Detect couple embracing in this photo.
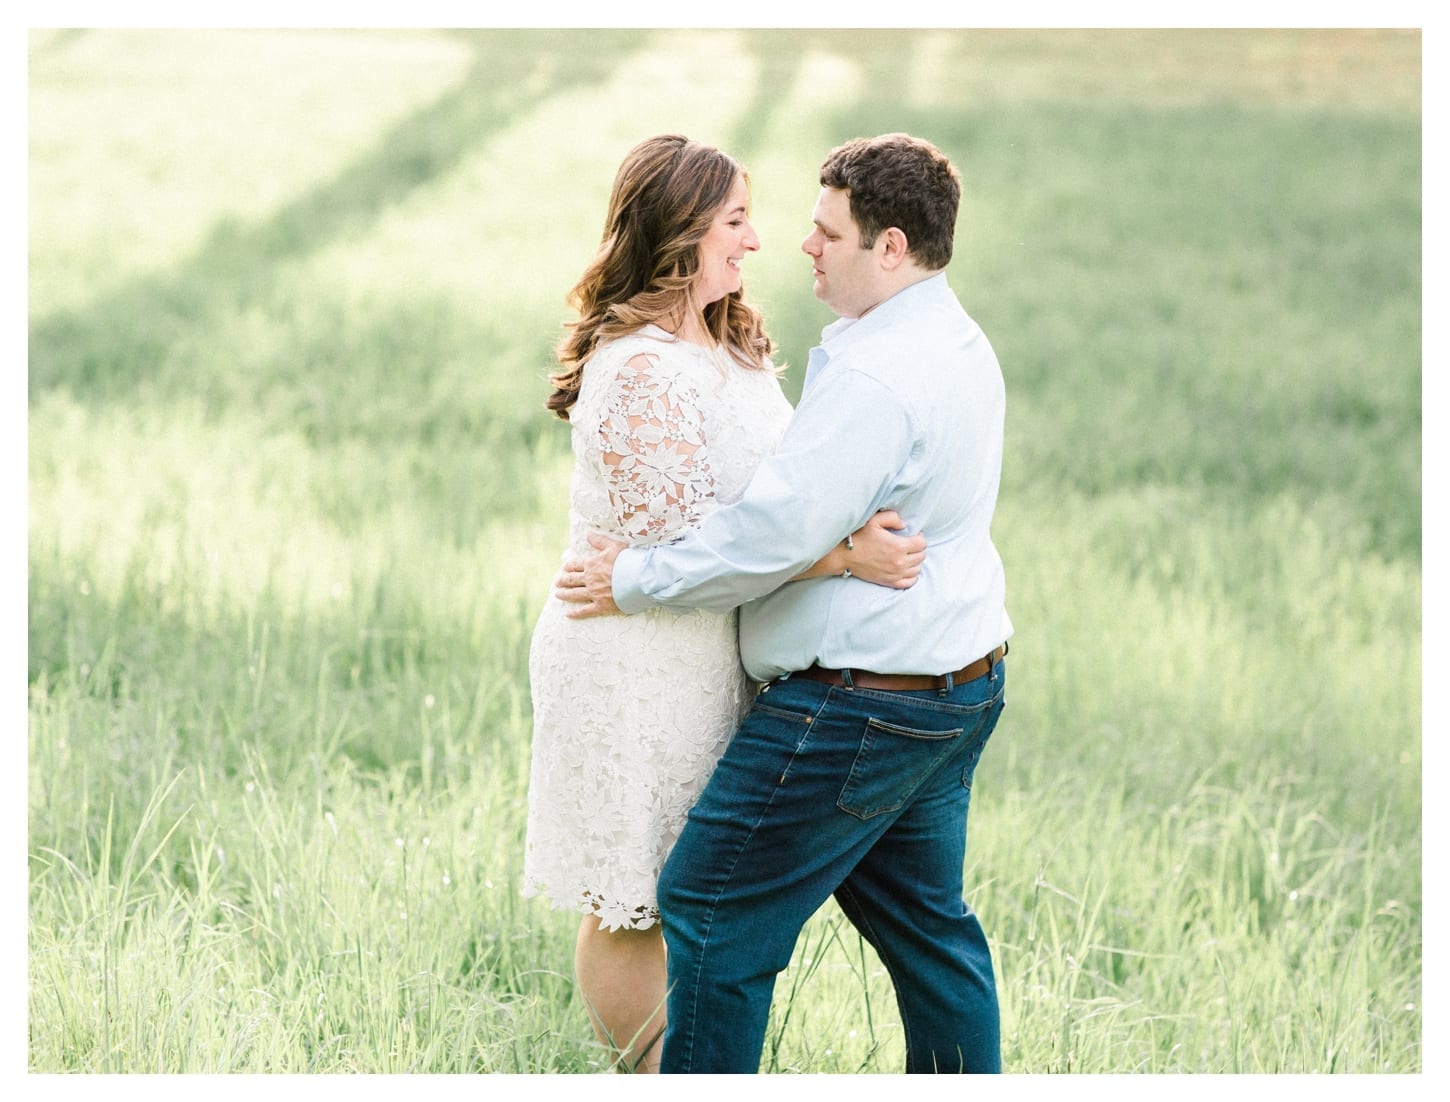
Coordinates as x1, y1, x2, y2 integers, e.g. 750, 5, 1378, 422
523, 131, 1012, 1074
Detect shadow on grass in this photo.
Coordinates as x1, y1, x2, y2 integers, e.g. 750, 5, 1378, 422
732, 28, 926, 162
28, 29, 650, 407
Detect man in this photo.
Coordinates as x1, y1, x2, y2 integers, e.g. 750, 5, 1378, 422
556, 133, 1012, 1074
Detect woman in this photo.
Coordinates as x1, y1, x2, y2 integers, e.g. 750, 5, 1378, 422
523, 135, 922, 1072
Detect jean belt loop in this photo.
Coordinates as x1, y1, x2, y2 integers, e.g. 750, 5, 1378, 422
841, 668, 855, 690
940, 671, 954, 697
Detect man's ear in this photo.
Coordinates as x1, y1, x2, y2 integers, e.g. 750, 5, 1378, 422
878, 226, 911, 271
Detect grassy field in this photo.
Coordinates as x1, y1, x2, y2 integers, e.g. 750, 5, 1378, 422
27, 28, 1422, 1074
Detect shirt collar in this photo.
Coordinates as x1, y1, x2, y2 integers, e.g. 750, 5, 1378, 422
804, 273, 950, 392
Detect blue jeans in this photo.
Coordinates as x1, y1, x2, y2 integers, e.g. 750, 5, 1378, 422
657, 657, 1006, 1073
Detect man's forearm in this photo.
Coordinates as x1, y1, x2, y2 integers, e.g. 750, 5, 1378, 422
611, 525, 824, 614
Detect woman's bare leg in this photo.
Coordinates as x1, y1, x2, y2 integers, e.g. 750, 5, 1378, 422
574, 915, 667, 1073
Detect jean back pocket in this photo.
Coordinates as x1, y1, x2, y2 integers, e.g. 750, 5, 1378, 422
836, 716, 966, 820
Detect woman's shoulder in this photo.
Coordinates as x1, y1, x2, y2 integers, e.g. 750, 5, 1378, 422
574, 328, 693, 413
588, 327, 705, 378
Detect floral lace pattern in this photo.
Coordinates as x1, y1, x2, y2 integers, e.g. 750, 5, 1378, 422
524, 328, 792, 930
598, 355, 715, 543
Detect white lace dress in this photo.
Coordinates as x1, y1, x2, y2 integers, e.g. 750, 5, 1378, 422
524, 325, 793, 931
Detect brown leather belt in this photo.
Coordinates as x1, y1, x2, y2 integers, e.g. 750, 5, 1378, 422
790, 644, 1007, 692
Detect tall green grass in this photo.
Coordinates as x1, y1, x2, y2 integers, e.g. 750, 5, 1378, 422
27, 28, 1421, 1073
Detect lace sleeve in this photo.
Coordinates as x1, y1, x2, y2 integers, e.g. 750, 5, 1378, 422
597, 352, 717, 544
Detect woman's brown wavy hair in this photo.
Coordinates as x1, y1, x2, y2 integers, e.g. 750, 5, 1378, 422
546, 134, 775, 419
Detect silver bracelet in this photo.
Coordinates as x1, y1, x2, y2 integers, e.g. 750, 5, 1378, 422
842, 533, 853, 577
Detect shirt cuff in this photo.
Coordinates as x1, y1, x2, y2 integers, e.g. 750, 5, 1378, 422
611, 546, 657, 614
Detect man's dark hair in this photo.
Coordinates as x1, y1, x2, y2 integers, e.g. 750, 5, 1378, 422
819, 133, 961, 270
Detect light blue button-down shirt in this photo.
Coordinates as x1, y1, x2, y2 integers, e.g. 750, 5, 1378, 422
611, 272, 1012, 682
